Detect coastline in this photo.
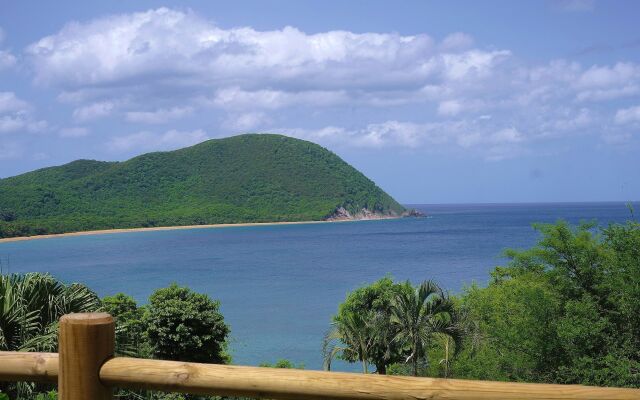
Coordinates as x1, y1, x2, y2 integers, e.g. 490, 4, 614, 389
0, 216, 402, 243
0, 220, 341, 243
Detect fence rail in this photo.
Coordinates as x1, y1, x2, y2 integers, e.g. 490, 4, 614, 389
0, 313, 639, 400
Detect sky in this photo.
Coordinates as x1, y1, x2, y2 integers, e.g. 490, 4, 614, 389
0, 0, 639, 204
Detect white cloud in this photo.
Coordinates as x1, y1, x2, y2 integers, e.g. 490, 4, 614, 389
223, 112, 271, 131
208, 88, 350, 110
107, 129, 208, 153
17, 8, 640, 155
614, 105, 640, 125
0, 92, 47, 134
59, 127, 89, 137
25, 8, 440, 91
440, 32, 474, 51
441, 50, 510, 81
0, 92, 29, 114
576, 63, 640, 89
0, 114, 47, 133
125, 106, 193, 124
283, 120, 533, 161
72, 101, 115, 122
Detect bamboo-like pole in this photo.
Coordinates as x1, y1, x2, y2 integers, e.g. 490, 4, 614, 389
59, 313, 115, 400
0, 352, 57, 383
100, 357, 640, 400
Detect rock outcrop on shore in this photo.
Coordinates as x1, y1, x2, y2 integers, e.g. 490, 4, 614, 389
325, 206, 425, 221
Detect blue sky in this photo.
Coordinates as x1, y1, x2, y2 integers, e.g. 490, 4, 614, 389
1, 0, 639, 203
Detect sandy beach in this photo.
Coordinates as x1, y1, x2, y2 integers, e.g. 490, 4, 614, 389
0, 220, 336, 243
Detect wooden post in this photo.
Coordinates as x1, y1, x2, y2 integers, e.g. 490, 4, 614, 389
59, 313, 115, 400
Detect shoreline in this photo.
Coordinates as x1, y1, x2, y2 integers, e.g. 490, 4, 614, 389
0, 220, 337, 243
0, 216, 402, 243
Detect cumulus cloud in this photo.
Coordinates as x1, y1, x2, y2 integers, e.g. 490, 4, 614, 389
125, 106, 193, 124
24, 8, 516, 114
107, 129, 209, 153
615, 105, 640, 125
26, 9, 440, 90
14, 8, 640, 158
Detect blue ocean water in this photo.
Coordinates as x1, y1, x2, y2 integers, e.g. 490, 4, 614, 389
0, 202, 636, 370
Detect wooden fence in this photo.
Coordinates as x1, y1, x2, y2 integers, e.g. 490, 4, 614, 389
0, 313, 638, 400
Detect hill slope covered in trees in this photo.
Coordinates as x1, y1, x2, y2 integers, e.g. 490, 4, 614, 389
0, 134, 406, 238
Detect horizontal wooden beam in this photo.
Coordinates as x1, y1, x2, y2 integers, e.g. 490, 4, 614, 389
2, 352, 639, 400
0, 352, 58, 383
100, 357, 640, 400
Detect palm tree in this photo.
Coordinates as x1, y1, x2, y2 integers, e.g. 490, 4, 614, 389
0, 273, 100, 398
390, 280, 462, 376
323, 311, 376, 373
0, 273, 100, 351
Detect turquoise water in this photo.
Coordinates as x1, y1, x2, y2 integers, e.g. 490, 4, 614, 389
0, 202, 636, 370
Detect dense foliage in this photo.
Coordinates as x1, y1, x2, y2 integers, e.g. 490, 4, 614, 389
0, 273, 100, 398
144, 284, 230, 364
325, 278, 461, 376
0, 134, 405, 238
452, 220, 640, 387
324, 277, 412, 374
328, 219, 640, 387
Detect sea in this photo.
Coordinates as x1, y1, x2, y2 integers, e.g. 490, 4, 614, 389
0, 202, 636, 371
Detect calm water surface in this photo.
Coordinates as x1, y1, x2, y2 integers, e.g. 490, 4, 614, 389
0, 202, 636, 370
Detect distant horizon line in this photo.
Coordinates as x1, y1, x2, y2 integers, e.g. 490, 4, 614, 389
403, 201, 639, 206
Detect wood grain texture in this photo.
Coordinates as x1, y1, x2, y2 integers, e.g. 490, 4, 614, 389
59, 313, 115, 400
0, 352, 58, 383
100, 357, 640, 400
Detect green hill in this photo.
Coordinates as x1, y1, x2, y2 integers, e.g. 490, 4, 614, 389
0, 134, 406, 238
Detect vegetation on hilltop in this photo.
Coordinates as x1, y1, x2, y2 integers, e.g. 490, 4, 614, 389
0, 134, 405, 239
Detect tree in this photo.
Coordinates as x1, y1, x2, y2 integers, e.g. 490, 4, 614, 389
0, 273, 100, 352
0, 273, 100, 398
324, 311, 376, 373
455, 220, 640, 387
390, 280, 462, 376
102, 293, 146, 357
143, 284, 230, 363
259, 359, 304, 369
324, 277, 412, 374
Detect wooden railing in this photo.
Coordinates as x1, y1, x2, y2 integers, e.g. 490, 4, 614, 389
0, 313, 638, 400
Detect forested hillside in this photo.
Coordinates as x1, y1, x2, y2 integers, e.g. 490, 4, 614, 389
0, 134, 405, 238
